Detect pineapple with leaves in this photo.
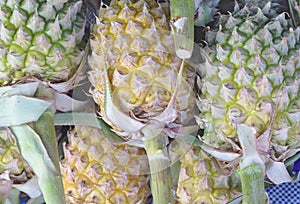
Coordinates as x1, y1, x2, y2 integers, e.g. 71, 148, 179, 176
195, 1, 300, 203
0, 0, 87, 202
88, 0, 196, 203
88, 0, 195, 139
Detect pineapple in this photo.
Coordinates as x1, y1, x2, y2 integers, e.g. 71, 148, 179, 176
176, 147, 241, 204
0, 128, 33, 183
196, 2, 300, 203
0, 0, 86, 86
88, 0, 195, 140
60, 126, 150, 204
169, 139, 241, 204
88, 1, 196, 203
0, 0, 87, 202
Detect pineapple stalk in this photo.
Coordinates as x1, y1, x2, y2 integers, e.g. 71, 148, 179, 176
170, 0, 195, 59
237, 125, 266, 204
240, 164, 266, 204
143, 133, 174, 204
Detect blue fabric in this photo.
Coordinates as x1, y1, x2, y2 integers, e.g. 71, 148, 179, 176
266, 153, 300, 204
293, 154, 300, 173
266, 180, 300, 204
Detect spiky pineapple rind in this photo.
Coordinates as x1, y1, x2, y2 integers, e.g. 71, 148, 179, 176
0, 0, 86, 86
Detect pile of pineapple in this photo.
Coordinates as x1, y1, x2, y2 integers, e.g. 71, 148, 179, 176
0, 0, 299, 204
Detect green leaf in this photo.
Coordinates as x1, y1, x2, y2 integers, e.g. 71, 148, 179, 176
240, 164, 266, 204
53, 92, 89, 112
175, 134, 240, 161
194, 0, 219, 26
4, 189, 45, 204
47, 0, 67, 5
54, 112, 100, 127
285, 152, 300, 168
0, 95, 51, 126
170, 0, 195, 59
4, 189, 19, 204
0, 179, 11, 204
227, 196, 243, 204
12, 177, 41, 199
0, 82, 39, 97
27, 195, 45, 204
170, 160, 181, 188
143, 132, 174, 204
54, 112, 145, 147
10, 125, 66, 204
33, 111, 61, 173
288, 0, 300, 28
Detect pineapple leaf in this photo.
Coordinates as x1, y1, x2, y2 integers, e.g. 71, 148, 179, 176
0, 178, 11, 204
174, 133, 241, 161
265, 160, 293, 184
0, 95, 51, 126
194, 0, 220, 26
5, 178, 44, 204
10, 125, 66, 204
47, 0, 68, 5
3, 189, 18, 204
52, 91, 89, 112
237, 124, 264, 170
54, 112, 100, 127
0, 82, 39, 97
54, 112, 145, 147
227, 196, 243, 204
285, 152, 300, 168
288, 0, 300, 27
12, 177, 41, 199
142, 131, 175, 204
170, 0, 195, 59
33, 111, 61, 173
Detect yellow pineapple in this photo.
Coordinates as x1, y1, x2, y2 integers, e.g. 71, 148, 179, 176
60, 126, 151, 204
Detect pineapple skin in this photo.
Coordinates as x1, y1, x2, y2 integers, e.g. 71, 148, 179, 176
169, 140, 241, 204
0, 0, 86, 85
177, 147, 241, 204
88, 0, 195, 140
197, 4, 300, 161
0, 128, 33, 183
60, 126, 151, 204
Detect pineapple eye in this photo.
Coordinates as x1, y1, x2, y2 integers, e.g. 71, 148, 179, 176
227, 106, 245, 125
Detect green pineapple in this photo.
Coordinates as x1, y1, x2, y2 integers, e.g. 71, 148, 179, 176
0, 0, 87, 202
0, 0, 86, 86
196, 1, 300, 203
